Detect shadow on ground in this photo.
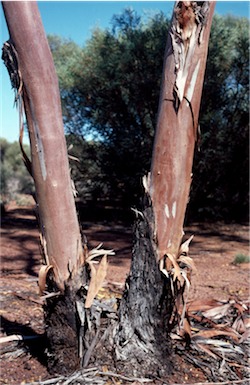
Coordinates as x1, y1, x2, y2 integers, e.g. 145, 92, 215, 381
0, 315, 47, 367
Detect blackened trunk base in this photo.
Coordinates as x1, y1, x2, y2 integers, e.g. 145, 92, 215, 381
114, 195, 175, 377
44, 196, 176, 377
44, 279, 83, 375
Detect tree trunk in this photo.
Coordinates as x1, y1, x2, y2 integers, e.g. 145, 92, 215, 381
150, 1, 216, 262
115, 1, 215, 375
2, 0, 215, 378
2, 1, 85, 373
114, 196, 175, 377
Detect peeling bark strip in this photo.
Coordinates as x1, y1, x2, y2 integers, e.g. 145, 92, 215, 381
2, 2, 84, 290
2, 39, 32, 177
150, 1, 215, 263
173, 1, 210, 109
2, 40, 22, 98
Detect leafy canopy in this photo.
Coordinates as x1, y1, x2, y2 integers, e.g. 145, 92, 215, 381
49, 9, 249, 220
49, 9, 170, 205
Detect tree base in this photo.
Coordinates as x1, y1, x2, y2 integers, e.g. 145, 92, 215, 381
43, 196, 177, 377
114, 195, 175, 377
43, 267, 117, 375
43, 267, 89, 375
44, 285, 80, 375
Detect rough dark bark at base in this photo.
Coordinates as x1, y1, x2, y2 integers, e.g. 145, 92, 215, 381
44, 286, 79, 375
114, 195, 175, 377
44, 269, 87, 375
42, 195, 179, 377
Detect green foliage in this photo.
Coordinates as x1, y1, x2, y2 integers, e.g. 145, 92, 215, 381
66, 134, 107, 202
0, 138, 34, 199
48, 35, 81, 89
49, 10, 249, 220
233, 253, 250, 265
190, 15, 249, 221
49, 10, 169, 207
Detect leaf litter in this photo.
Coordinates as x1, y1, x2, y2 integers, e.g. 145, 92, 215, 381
171, 297, 250, 383
2, 237, 249, 384
5, 294, 248, 385
1, 207, 249, 385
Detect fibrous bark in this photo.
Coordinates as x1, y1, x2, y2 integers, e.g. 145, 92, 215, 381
45, 286, 80, 374
114, 195, 174, 377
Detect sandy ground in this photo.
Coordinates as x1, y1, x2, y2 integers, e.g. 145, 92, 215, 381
0, 202, 249, 384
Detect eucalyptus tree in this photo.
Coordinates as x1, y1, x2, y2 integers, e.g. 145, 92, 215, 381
2, 0, 215, 376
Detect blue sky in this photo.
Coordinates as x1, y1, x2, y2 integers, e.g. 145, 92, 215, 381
1, 1, 249, 144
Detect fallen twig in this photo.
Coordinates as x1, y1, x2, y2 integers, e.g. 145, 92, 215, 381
22, 368, 103, 385
23, 378, 63, 385
0, 334, 39, 344
40, 291, 61, 300
97, 370, 153, 383
83, 329, 100, 368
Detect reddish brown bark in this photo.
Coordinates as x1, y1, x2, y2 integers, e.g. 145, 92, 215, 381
115, 2, 215, 374
149, 1, 215, 262
2, 1, 84, 291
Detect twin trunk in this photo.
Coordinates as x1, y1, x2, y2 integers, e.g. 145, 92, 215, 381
2, 0, 215, 376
